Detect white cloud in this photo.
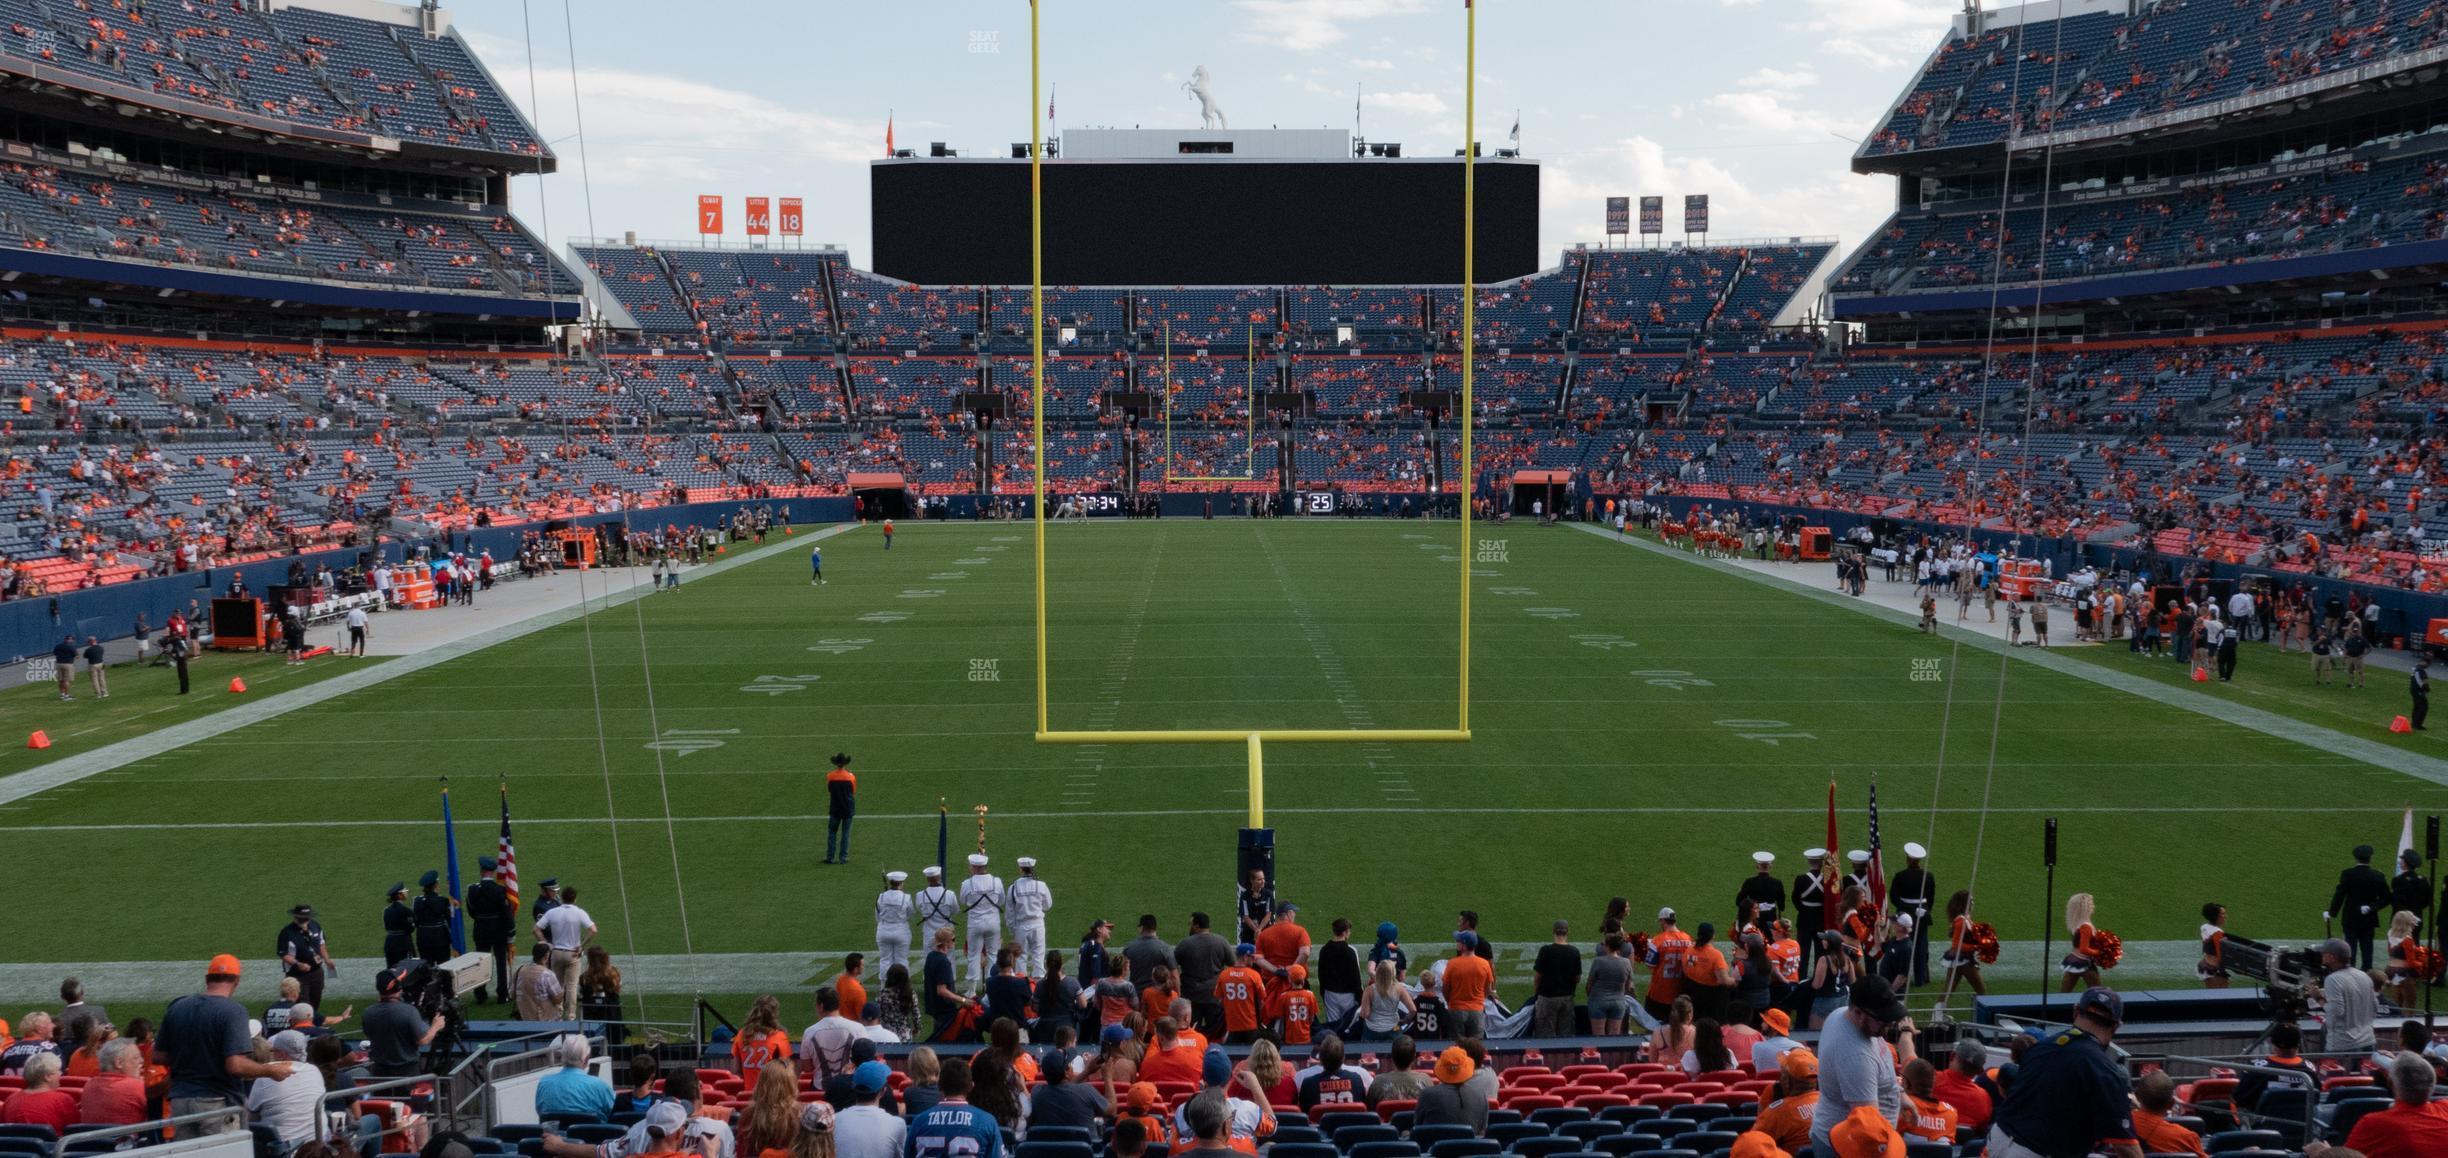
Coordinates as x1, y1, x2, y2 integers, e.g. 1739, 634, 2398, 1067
1349, 57, 1396, 71
1233, 0, 1427, 53
1702, 89, 1855, 139
1737, 66, 1819, 93
1795, 0, 1955, 71
1362, 90, 1450, 116
1536, 135, 1889, 260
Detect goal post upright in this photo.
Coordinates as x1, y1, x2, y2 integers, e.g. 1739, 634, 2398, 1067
1028, 0, 1475, 775
1459, 0, 1476, 737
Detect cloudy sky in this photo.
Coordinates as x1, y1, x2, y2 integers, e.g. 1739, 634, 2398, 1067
443, 0, 1964, 273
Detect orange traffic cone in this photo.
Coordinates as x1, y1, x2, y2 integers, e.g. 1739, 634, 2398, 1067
228, 677, 248, 694
716, 545, 727, 554
2391, 715, 2414, 734
2191, 665, 2210, 682
784, 527, 794, 535
26, 730, 50, 750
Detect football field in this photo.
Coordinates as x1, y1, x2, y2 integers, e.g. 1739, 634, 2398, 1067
1, 517, 2443, 1022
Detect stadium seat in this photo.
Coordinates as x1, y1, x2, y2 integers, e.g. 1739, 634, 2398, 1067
1026, 1128, 1096, 1147
1273, 1127, 1328, 1146
1557, 1122, 1620, 1145
1527, 1108, 1591, 1130
2327, 1099, 2389, 1142
1675, 1132, 1741, 1154
488, 1126, 547, 1146
1507, 1137, 1584, 1158
1486, 1123, 1549, 1149
1663, 1104, 1730, 1124
1375, 1100, 1417, 1124
1505, 1095, 1567, 1113
1904, 1144, 1956, 1158
566, 1125, 627, 1144
2202, 1132, 2283, 1154
1014, 1141, 1094, 1158
1408, 1125, 1477, 1149
0, 1141, 50, 1158
0, 1129, 55, 1144
1324, 1112, 1386, 1136
1592, 1136, 1665, 1156
1427, 1140, 1500, 1158
1631, 1121, 1696, 1141
1596, 1107, 1662, 1128
1270, 1144, 1341, 1158
1335, 1124, 1403, 1150
1346, 1141, 1422, 1158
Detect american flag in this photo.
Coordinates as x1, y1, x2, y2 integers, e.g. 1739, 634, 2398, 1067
497, 781, 521, 913
1865, 779, 1887, 911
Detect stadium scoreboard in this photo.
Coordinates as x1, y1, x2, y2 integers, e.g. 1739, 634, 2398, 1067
871, 145, 1540, 286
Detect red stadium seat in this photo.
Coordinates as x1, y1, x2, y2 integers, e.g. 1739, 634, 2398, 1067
1375, 1099, 1415, 1122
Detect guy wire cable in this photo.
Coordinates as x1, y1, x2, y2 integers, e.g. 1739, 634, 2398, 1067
629, 543, 703, 1006
1930, 0, 2070, 1019
570, 557, 646, 1022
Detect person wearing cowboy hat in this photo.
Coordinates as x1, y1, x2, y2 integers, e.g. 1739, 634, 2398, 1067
957, 854, 1005, 991
276, 903, 335, 1013
875, 871, 914, 976
1413, 1046, 1487, 1137
1889, 842, 1935, 987
1737, 851, 1785, 938
380, 882, 413, 968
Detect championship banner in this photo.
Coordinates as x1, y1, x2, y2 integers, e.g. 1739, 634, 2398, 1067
1684, 193, 1710, 234
1639, 195, 1663, 235
697, 194, 724, 235
745, 196, 771, 237
1604, 196, 1630, 237
778, 197, 804, 237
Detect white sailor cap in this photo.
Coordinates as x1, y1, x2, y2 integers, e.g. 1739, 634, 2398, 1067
1752, 851, 1776, 865
1903, 841, 1928, 859
1804, 848, 1829, 860
1848, 850, 1871, 865
885, 871, 908, 884
922, 866, 943, 878
1893, 913, 1915, 930
1016, 856, 1037, 869
968, 853, 990, 868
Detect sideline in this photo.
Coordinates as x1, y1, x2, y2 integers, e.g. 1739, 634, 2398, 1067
1571, 522, 2448, 786
0, 525, 861, 808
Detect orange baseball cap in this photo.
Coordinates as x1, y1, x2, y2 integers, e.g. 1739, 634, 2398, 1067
1779, 1048, 1818, 1080
1127, 1082, 1158, 1112
1288, 964, 1308, 984
207, 954, 243, 978
1433, 1046, 1475, 1085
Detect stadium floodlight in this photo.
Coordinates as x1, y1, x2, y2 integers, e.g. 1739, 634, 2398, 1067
1025, 0, 1478, 822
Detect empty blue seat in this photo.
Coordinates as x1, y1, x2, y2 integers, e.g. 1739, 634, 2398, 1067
1337, 1125, 1403, 1151
1014, 1142, 1094, 1158
1274, 1128, 1329, 1146
1325, 1114, 1387, 1137
1507, 1137, 1583, 1158
0, 1129, 56, 1144
1409, 1125, 1477, 1149
1528, 1108, 1592, 1130
1488, 1123, 1550, 1148
566, 1125, 626, 1144
1027, 1128, 1098, 1147
2204, 1132, 2283, 1154
1905, 1142, 1957, 1158
1557, 1122, 1618, 1145
1596, 1107, 1661, 1128
1347, 1142, 1422, 1158
1428, 1141, 1500, 1158
489, 1126, 547, 1145
1593, 1138, 1664, 1156
1662, 1104, 1729, 1124
1632, 1120, 1695, 1139
1678, 1133, 1740, 1155
1271, 1145, 1341, 1158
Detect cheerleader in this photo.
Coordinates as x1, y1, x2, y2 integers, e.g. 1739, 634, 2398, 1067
2198, 903, 2231, 989
1940, 890, 1987, 997
2385, 910, 2422, 1009
2062, 892, 2102, 992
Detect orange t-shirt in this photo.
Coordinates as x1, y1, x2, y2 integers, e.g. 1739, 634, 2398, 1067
2133, 1111, 2206, 1156
1767, 938, 1802, 984
1256, 922, 1311, 971
1139, 984, 1179, 1024
837, 975, 868, 1019
1754, 1092, 1818, 1153
1683, 945, 1728, 989
733, 1029, 790, 1074
1443, 954, 1494, 1011
1217, 966, 1266, 1032
1645, 930, 1694, 1002
1902, 1095, 1957, 1143
1137, 1037, 1206, 1086
1267, 988, 1318, 1045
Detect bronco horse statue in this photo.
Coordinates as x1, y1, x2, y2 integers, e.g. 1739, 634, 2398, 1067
1183, 65, 1228, 130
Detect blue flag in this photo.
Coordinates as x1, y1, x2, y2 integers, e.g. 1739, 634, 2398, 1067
441, 780, 467, 954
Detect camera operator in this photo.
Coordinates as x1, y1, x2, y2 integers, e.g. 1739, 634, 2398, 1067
364, 967, 446, 1079
2309, 938, 2378, 1054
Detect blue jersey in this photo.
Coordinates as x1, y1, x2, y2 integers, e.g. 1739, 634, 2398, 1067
906, 1098, 1003, 1158
812, 547, 823, 567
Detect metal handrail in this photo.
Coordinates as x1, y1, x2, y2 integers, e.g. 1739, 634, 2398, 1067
46, 1105, 249, 1158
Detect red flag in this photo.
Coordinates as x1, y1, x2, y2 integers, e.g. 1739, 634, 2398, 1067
885, 115, 895, 158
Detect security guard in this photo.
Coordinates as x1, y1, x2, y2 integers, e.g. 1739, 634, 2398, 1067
533, 878, 563, 923
465, 856, 514, 1004
1735, 851, 1784, 937
2393, 849, 2432, 927
914, 866, 957, 953
959, 853, 1006, 988
1007, 857, 1054, 980
876, 871, 914, 974
411, 870, 457, 965
2329, 844, 2391, 970
1890, 842, 1937, 986
381, 882, 414, 967
1793, 848, 1829, 975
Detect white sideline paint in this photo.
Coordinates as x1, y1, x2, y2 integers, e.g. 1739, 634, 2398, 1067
0, 524, 862, 808
0, 939, 2213, 1003
1574, 523, 2448, 786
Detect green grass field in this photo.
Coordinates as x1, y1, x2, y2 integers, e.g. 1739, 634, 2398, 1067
2, 518, 2442, 1026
